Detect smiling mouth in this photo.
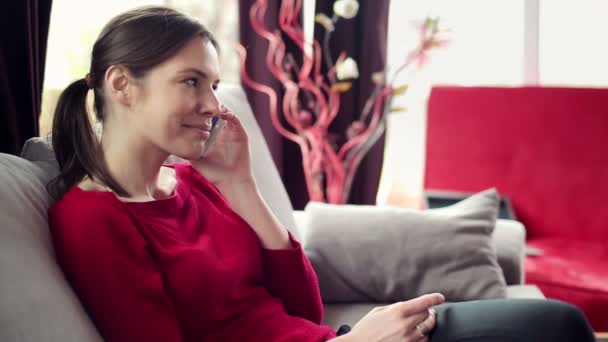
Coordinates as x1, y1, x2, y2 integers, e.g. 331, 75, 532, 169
183, 124, 211, 132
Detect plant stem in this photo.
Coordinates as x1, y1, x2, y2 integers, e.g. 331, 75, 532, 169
322, 14, 339, 80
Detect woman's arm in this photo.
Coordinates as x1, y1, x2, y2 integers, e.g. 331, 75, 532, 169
49, 200, 183, 342
189, 109, 324, 322
215, 179, 290, 249
217, 179, 325, 324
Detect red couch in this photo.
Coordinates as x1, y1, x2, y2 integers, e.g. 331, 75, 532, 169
424, 86, 608, 331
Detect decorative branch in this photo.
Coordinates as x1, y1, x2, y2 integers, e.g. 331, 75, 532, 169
239, 0, 448, 204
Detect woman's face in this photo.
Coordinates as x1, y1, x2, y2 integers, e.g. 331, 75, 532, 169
128, 36, 222, 160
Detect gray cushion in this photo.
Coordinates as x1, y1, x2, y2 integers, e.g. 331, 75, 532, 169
0, 153, 102, 342
303, 189, 507, 303
492, 219, 526, 285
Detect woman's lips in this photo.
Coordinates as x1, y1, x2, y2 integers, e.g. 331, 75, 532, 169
183, 124, 211, 138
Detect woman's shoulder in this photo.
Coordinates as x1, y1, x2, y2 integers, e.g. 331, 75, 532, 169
49, 181, 124, 225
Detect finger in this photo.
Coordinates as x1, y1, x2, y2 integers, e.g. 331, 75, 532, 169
407, 309, 437, 341
407, 323, 429, 341
410, 334, 429, 342
421, 308, 437, 332
397, 293, 445, 316
217, 111, 238, 122
402, 310, 428, 325
407, 322, 430, 342
424, 309, 437, 330
217, 111, 247, 132
401, 310, 430, 339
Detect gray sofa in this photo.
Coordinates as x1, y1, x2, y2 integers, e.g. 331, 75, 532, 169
0, 84, 543, 341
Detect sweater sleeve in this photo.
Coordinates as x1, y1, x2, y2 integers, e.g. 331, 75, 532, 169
48, 198, 184, 342
261, 232, 325, 324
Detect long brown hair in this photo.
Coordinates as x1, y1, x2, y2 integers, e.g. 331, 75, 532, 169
50, 6, 218, 199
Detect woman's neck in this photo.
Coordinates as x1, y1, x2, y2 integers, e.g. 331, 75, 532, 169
99, 122, 171, 200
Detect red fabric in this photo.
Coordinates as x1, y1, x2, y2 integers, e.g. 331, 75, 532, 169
425, 86, 608, 330
48, 163, 336, 342
526, 238, 608, 330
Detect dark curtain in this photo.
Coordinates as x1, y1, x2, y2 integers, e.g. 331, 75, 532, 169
239, 0, 390, 208
0, 0, 52, 155
239, 0, 310, 209
314, 0, 391, 205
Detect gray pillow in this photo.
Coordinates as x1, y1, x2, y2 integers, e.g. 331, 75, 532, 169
0, 153, 102, 342
303, 188, 507, 303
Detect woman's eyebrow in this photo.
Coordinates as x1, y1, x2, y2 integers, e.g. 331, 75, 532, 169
177, 68, 220, 82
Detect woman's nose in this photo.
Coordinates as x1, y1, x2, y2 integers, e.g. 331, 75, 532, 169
198, 89, 221, 115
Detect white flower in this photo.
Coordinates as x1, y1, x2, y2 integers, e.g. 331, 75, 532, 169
336, 57, 359, 80
333, 0, 359, 19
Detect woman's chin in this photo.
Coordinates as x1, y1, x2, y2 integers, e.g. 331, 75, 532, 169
169, 147, 204, 161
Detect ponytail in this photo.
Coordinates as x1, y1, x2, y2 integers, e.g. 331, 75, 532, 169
49, 78, 129, 199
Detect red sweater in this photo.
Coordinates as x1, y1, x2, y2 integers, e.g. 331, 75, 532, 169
48, 163, 337, 342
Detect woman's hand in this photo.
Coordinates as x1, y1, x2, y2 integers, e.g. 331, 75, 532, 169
188, 106, 290, 249
337, 293, 444, 342
189, 106, 254, 186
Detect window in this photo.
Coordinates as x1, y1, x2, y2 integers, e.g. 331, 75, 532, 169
378, 0, 526, 207
386, 0, 526, 87
377, 0, 608, 207
40, 0, 239, 137
539, 0, 608, 86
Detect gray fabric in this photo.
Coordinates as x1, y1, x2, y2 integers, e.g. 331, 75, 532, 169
0, 153, 103, 342
505, 285, 545, 299
295, 212, 527, 286
303, 189, 508, 303
493, 219, 526, 285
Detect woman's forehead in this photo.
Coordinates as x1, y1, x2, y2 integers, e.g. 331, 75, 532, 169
160, 37, 220, 79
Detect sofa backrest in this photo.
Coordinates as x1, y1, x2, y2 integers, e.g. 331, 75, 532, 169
425, 86, 608, 241
0, 154, 103, 342
0, 84, 298, 342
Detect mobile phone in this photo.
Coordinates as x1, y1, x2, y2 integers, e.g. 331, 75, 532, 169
201, 117, 226, 158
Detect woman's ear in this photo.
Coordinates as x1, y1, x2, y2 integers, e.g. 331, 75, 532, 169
104, 65, 133, 107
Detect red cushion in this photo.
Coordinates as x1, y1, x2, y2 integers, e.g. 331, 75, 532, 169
526, 237, 608, 331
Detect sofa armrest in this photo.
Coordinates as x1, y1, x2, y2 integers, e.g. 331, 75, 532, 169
294, 211, 526, 286
492, 219, 526, 285
293, 210, 308, 242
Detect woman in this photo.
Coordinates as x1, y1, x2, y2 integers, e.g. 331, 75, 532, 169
48, 6, 594, 342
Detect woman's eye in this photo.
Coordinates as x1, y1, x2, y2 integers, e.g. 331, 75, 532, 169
212, 84, 219, 91
184, 78, 198, 87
